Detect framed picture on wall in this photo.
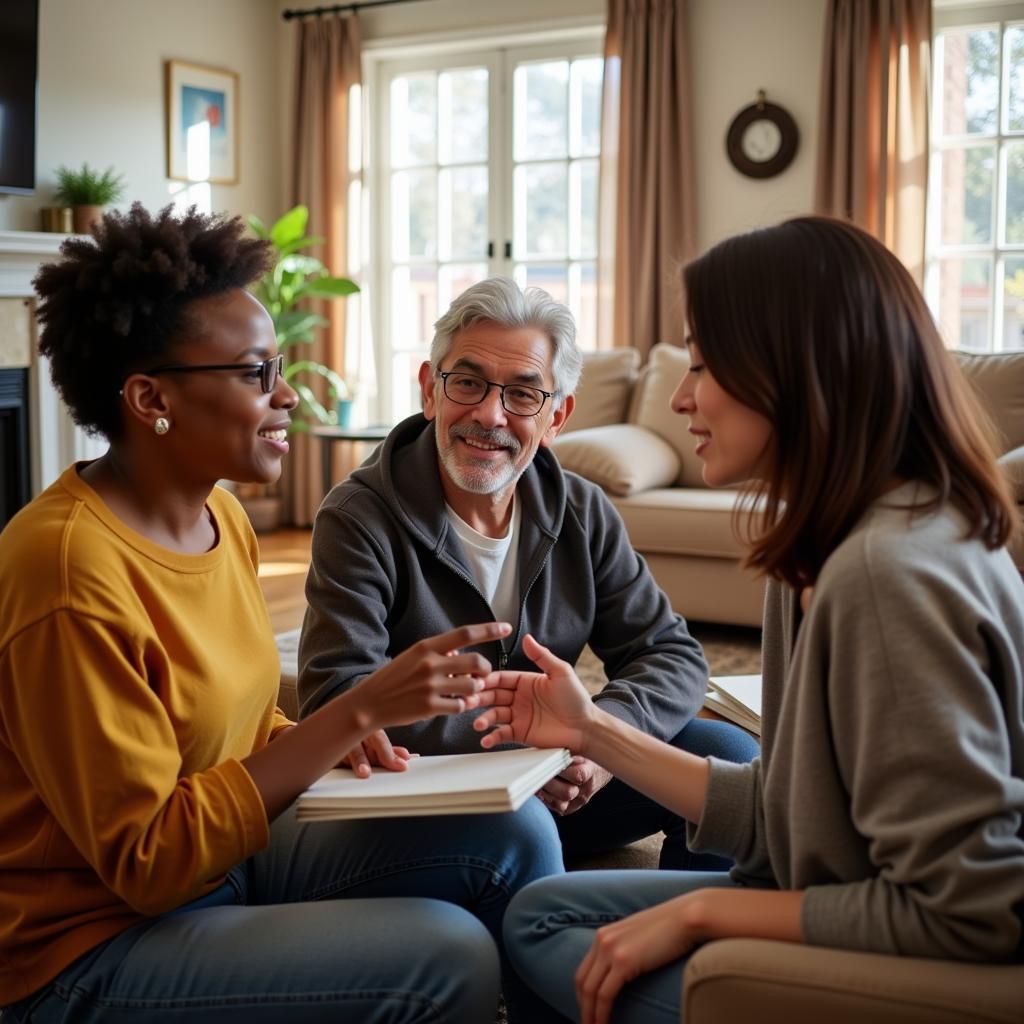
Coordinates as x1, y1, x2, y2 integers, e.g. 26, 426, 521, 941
165, 60, 239, 184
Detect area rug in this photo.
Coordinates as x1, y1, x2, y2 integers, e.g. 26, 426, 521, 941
574, 620, 762, 695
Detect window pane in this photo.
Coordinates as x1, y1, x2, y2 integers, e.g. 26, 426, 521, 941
440, 166, 487, 260
1006, 143, 1024, 243
516, 262, 568, 304
391, 73, 437, 167
937, 257, 991, 350
939, 146, 995, 245
570, 57, 602, 157
570, 159, 598, 258
1006, 26, 1024, 131
392, 265, 438, 348
391, 348, 428, 423
1003, 257, 1024, 349
439, 263, 488, 312
939, 28, 999, 136
392, 169, 437, 260
572, 262, 598, 348
439, 67, 488, 164
517, 162, 568, 257
515, 61, 569, 160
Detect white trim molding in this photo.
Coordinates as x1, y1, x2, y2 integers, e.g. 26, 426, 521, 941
0, 231, 103, 496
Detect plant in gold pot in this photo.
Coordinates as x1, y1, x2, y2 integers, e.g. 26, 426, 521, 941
54, 163, 127, 234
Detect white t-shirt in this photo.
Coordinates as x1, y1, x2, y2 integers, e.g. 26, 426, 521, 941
444, 497, 522, 627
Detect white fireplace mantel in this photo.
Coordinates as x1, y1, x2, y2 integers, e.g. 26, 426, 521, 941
0, 230, 104, 495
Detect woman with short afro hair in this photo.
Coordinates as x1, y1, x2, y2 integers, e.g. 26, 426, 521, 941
0, 203, 562, 1023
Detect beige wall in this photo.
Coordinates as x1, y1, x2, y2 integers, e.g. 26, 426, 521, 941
0, 0, 283, 232
691, 0, 826, 250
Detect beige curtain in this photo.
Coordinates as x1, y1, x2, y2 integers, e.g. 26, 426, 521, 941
285, 13, 361, 526
597, 0, 696, 356
815, 0, 931, 284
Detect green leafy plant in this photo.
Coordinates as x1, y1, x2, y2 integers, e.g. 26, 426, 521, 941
54, 163, 127, 206
249, 205, 360, 432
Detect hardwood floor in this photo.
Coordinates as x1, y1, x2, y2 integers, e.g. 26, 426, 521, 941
256, 528, 313, 634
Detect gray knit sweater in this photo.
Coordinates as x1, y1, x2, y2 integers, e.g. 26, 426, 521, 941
689, 484, 1024, 961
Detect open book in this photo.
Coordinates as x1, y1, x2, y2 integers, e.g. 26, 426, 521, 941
296, 746, 572, 821
704, 674, 762, 736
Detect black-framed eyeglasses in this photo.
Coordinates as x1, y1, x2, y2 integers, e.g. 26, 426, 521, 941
437, 370, 555, 417
141, 354, 284, 394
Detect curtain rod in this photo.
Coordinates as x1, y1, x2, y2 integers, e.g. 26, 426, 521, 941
282, 0, 431, 19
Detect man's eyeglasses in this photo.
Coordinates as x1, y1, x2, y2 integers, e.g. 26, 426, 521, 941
438, 371, 554, 417
141, 354, 284, 394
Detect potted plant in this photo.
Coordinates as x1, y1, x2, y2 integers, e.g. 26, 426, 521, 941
236, 205, 360, 530
249, 205, 360, 431
54, 163, 126, 234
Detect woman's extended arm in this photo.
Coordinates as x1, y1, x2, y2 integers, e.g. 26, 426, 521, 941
475, 633, 712, 823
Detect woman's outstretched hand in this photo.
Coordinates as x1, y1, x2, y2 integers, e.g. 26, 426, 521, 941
474, 633, 597, 754
356, 621, 513, 731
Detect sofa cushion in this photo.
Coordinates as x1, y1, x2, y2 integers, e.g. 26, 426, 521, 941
552, 424, 680, 497
954, 350, 1024, 453
628, 343, 705, 487
1000, 445, 1024, 502
611, 488, 758, 559
562, 348, 642, 433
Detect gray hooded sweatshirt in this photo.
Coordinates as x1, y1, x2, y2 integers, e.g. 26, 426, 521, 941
297, 414, 708, 753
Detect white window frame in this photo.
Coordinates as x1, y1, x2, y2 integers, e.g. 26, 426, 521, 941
362, 20, 604, 427
927, 1, 1024, 352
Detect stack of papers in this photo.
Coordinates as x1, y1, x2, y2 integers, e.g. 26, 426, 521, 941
704, 674, 762, 735
296, 746, 572, 821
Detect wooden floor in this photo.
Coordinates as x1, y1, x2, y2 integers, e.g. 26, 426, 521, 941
256, 528, 313, 634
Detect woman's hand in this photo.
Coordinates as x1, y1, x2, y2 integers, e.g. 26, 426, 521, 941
575, 894, 703, 1024
474, 634, 597, 754
353, 621, 512, 732
576, 888, 806, 1023
339, 729, 416, 778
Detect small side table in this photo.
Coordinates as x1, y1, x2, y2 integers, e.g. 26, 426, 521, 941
311, 424, 391, 498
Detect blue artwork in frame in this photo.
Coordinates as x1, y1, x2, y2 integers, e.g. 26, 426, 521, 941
166, 60, 239, 184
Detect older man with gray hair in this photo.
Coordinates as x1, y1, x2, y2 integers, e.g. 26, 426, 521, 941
298, 278, 757, 870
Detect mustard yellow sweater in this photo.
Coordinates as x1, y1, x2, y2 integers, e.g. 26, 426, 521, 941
0, 465, 291, 1005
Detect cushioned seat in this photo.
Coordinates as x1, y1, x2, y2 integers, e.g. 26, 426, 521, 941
684, 938, 1024, 1024
275, 627, 300, 720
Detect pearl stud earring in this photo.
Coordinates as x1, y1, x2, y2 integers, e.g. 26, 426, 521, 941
154, 417, 170, 436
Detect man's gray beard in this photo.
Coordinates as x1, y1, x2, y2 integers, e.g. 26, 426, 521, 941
436, 427, 527, 495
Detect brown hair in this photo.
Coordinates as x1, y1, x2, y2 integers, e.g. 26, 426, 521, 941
683, 216, 1018, 588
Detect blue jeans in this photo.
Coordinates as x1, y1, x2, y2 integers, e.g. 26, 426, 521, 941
4, 797, 563, 1024
556, 718, 759, 870
504, 869, 741, 1023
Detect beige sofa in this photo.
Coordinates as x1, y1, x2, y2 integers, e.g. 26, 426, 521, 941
552, 346, 1024, 628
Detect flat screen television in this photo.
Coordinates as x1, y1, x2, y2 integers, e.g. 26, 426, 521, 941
0, 0, 39, 196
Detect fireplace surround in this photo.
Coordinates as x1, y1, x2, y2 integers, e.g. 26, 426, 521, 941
0, 231, 103, 515
0, 367, 30, 526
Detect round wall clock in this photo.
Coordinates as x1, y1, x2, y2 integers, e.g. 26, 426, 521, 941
726, 90, 799, 179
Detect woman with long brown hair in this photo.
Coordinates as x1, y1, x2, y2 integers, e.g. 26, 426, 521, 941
480, 216, 1024, 1024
